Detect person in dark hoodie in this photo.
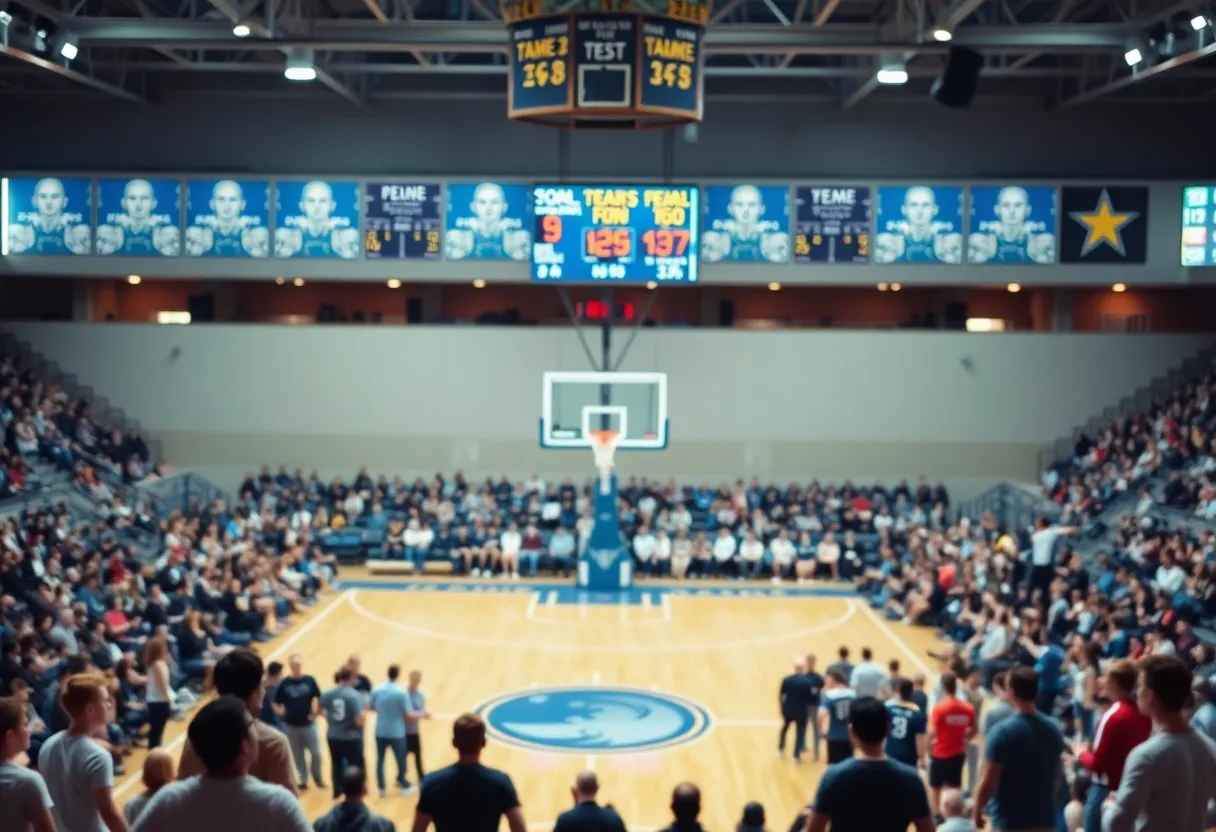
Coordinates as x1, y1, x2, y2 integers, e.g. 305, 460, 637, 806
314, 767, 396, 832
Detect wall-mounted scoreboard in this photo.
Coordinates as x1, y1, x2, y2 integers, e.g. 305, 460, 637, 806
503, 0, 708, 128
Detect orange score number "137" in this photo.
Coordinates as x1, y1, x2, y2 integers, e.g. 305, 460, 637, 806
543, 217, 691, 259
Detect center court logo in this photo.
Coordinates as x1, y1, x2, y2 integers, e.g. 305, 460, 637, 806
478, 686, 712, 753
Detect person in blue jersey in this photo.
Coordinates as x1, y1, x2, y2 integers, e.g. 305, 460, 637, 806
185, 180, 269, 257
702, 185, 789, 264
1020, 629, 1067, 717
443, 183, 530, 261
967, 186, 1056, 264
874, 186, 962, 265
7, 178, 91, 255
96, 179, 181, 257
274, 181, 359, 259
885, 678, 927, 769
806, 696, 935, 832
778, 658, 812, 762
818, 669, 858, 765
370, 664, 415, 797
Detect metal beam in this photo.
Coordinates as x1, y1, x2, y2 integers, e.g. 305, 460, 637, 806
777, 0, 841, 69
1055, 36, 1216, 107
70, 19, 1132, 54
710, 0, 747, 23
0, 43, 146, 101
202, 0, 365, 104
936, 0, 991, 30
1006, 0, 1078, 71
362, 0, 430, 66
842, 71, 880, 108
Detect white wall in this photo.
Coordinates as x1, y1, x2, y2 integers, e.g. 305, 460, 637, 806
6, 323, 1211, 496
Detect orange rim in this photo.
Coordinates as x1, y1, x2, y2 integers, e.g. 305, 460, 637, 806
587, 430, 620, 446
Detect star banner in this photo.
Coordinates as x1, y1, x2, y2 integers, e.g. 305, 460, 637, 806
1060, 186, 1149, 263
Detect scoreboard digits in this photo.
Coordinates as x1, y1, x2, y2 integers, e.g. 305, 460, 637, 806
532, 185, 699, 283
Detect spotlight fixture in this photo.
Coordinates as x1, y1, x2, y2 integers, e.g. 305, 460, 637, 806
284, 48, 316, 82
0, 7, 12, 28
386, 279, 402, 289
876, 60, 908, 85
56, 32, 78, 61
646, 281, 657, 290
877, 283, 889, 292
232, 22, 252, 37
293, 278, 305, 286
1124, 34, 1148, 66
768, 282, 781, 291
1112, 283, 1127, 293
472, 278, 486, 288
890, 283, 902, 292
275, 276, 285, 285
1007, 283, 1021, 293
32, 27, 47, 52
127, 275, 142, 285
1192, 14, 1209, 30
931, 27, 953, 42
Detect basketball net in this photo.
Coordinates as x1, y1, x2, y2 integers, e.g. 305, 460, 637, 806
588, 430, 620, 496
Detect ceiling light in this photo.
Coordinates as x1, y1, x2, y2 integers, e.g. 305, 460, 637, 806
876, 65, 908, 85
284, 48, 316, 82
877, 283, 889, 292
890, 283, 902, 292
57, 32, 78, 61
1112, 283, 1127, 293
768, 281, 781, 291
293, 278, 305, 287
1192, 14, 1210, 31
127, 275, 141, 285
931, 27, 952, 42
472, 279, 486, 289
387, 279, 401, 289
233, 22, 252, 37
0, 9, 14, 27
1124, 47, 1143, 65
646, 281, 657, 290
275, 276, 285, 285
1007, 282, 1021, 293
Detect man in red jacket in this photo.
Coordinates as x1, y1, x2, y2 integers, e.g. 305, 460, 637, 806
1070, 659, 1151, 832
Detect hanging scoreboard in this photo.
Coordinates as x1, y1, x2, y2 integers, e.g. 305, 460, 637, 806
504, 1, 707, 128
531, 184, 699, 283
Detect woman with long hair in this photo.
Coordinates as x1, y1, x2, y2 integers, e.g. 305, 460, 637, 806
143, 635, 173, 749
124, 747, 176, 825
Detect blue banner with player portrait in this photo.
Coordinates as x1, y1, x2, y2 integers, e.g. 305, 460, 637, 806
443, 182, 532, 261
968, 185, 1057, 264
185, 179, 270, 258
3, 176, 92, 256
873, 185, 963, 265
274, 180, 361, 260
701, 185, 789, 264
95, 178, 181, 257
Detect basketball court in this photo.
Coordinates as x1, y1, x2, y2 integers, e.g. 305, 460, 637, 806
116, 574, 941, 831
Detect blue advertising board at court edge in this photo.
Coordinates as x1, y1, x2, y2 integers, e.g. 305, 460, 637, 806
443, 182, 532, 261
95, 178, 182, 257
873, 185, 963, 265
274, 180, 361, 260
967, 185, 1057, 264
3, 176, 92, 255
702, 185, 789, 263
185, 179, 270, 258
508, 17, 573, 117
638, 16, 702, 117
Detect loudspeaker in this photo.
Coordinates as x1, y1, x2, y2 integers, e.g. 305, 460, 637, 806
186, 294, 214, 322
931, 46, 982, 108
405, 297, 423, 323
718, 299, 735, 327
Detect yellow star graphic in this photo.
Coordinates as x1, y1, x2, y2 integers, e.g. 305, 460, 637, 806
1069, 189, 1139, 258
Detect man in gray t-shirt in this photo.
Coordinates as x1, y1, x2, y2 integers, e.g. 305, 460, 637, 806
320, 668, 365, 799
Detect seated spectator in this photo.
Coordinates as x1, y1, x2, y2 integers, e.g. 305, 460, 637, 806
130, 696, 310, 832
313, 766, 395, 832
123, 748, 175, 827
0, 694, 55, 832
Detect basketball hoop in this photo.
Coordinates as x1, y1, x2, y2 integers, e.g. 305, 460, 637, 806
588, 430, 621, 496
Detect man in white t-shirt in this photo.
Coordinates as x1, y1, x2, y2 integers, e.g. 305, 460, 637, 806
632, 525, 657, 575
404, 519, 435, 575
739, 531, 765, 580
0, 696, 54, 832
1028, 517, 1079, 605
500, 522, 523, 581
132, 696, 310, 832
769, 529, 796, 584
671, 504, 692, 534
712, 527, 738, 578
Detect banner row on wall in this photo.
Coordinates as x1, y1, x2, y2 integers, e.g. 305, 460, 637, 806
1, 176, 1178, 268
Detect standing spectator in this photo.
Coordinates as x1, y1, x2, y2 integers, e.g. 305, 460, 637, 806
321, 668, 366, 800
123, 749, 174, 827
804, 696, 934, 832
39, 672, 127, 832
1069, 660, 1150, 832
820, 670, 858, 765
552, 770, 625, 832
412, 713, 525, 832
885, 678, 928, 770
143, 636, 173, 750
261, 661, 285, 729
177, 649, 297, 794
129, 697, 310, 832
314, 767, 396, 832
1104, 655, 1216, 832
778, 659, 811, 762
850, 648, 886, 699
0, 695, 54, 832
274, 654, 325, 791
927, 673, 975, 817
827, 648, 854, 683
658, 782, 704, 832
1028, 519, 1079, 606
370, 665, 411, 797
982, 672, 1014, 735
972, 667, 1065, 832
803, 654, 825, 763
405, 670, 430, 785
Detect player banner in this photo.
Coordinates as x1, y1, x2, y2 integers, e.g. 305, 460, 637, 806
794, 185, 871, 264
185, 179, 270, 258
444, 182, 532, 261
873, 185, 963, 264
95, 178, 181, 257
3, 176, 93, 256
702, 185, 789, 263
967, 185, 1057, 264
274, 180, 361, 260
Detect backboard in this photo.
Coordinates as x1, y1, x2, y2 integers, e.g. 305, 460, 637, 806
540, 371, 668, 450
